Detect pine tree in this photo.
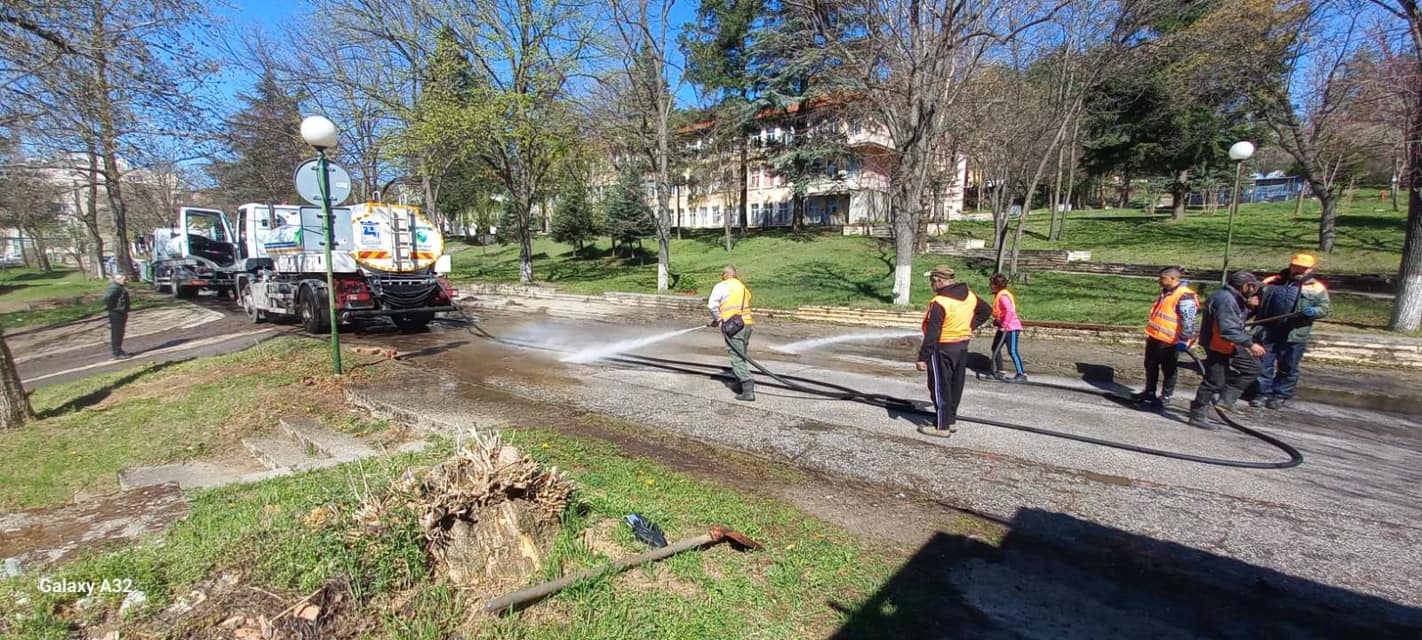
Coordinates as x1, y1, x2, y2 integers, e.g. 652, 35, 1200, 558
210, 70, 308, 204
550, 169, 599, 251
603, 168, 656, 256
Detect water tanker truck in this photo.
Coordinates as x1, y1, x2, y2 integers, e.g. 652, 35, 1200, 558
148, 207, 239, 298
231, 202, 457, 332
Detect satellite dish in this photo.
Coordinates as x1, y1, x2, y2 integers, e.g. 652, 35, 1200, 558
294, 158, 352, 207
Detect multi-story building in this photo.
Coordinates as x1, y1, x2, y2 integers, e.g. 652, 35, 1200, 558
665, 99, 968, 230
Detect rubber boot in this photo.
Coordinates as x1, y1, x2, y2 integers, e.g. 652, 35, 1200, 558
735, 380, 756, 402
1217, 388, 1244, 412
1188, 401, 1217, 430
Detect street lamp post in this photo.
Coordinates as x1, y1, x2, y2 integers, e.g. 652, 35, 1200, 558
300, 116, 343, 375
1221, 141, 1255, 284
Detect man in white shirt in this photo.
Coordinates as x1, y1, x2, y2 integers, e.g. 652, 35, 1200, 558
707, 265, 756, 401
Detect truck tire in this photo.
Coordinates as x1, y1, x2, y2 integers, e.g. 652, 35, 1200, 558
392, 311, 434, 332
240, 282, 266, 324
300, 288, 331, 334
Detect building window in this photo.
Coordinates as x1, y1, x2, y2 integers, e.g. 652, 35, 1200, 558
750, 203, 761, 226
849, 120, 862, 135
750, 167, 761, 189
778, 202, 790, 225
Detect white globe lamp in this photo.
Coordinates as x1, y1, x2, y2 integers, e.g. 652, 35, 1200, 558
300, 116, 339, 150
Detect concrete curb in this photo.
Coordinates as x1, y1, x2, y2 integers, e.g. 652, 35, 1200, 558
457, 283, 1422, 369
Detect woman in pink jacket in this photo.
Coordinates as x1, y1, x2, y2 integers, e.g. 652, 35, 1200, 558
989, 273, 1027, 382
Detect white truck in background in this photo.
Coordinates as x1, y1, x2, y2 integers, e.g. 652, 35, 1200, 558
230, 202, 457, 333
148, 207, 239, 299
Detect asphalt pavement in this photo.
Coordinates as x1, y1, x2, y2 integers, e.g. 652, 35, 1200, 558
364, 310, 1422, 631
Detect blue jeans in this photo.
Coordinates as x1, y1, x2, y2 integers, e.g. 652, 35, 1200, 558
1257, 339, 1306, 400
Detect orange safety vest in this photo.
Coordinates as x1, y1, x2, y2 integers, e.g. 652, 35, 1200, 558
1144, 285, 1197, 343
922, 292, 980, 344
1208, 322, 1236, 355
718, 278, 754, 325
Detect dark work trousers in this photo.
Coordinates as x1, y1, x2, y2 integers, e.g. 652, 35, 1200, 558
1143, 337, 1181, 399
926, 341, 970, 430
1193, 347, 1260, 407
1257, 336, 1307, 400
108, 311, 128, 356
991, 329, 1024, 376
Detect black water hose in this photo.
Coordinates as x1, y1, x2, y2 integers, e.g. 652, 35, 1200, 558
459, 314, 1301, 469
717, 328, 1303, 469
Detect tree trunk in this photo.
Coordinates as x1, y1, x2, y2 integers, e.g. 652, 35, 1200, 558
1315, 184, 1337, 253
76, 168, 105, 279
1048, 144, 1065, 241
1171, 169, 1189, 221
1393, 180, 1422, 332
30, 230, 52, 271
737, 141, 749, 234
1294, 181, 1306, 219
0, 328, 33, 429
791, 190, 804, 233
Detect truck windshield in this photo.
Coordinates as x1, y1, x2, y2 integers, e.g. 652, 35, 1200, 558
187, 212, 229, 242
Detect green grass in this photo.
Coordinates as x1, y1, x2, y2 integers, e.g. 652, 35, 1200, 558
0, 292, 178, 331
0, 339, 390, 510
0, 269, 107, 306
451, 225, 1395, 330
0, 268, 179, 331
0, 405, 921, 638
951, 199, 1406, 274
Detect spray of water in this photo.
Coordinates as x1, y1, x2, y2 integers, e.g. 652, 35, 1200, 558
560, 326, 705, 364
772, 329, 922, 354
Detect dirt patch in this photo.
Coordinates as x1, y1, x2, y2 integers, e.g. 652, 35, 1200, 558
0, 483, 189, 570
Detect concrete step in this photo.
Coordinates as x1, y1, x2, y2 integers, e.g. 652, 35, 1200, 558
279, 416, 376, 461
118, 461, 286, 491
241, 436, 330, 471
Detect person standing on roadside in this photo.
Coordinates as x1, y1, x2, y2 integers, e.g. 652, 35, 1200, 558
988, 273, 1026, 382
916, 265, 993, 437
104, 274, 131, 360
1134, 267, 1198, 411
1250, 254, 1330, 410
1188, 271, 1266, 430
707, 264, 756, 401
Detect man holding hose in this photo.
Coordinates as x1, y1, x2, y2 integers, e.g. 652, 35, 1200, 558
916, 265, 994, 437
708, 265, 756, 401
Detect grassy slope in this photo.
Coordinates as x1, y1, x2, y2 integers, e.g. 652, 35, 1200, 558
0, 339, 391, 510
451, 218, 1394, 329
0, 268, 180, 330
0, 342, 923, 639
949, 199, 1406, 274
0, 269, 106, 305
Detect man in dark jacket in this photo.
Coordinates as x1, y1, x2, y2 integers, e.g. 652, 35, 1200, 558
915, 265, 993, 437
1249, 254, 1330, 410
104, 274, 131, 360
1189, 271, 1266, 430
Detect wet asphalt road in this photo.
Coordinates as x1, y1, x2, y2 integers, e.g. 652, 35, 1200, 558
355, 310, 1422, 634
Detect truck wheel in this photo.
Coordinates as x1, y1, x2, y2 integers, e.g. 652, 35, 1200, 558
392, 311, 434, 332
241, 283, 266, 324
300, 289, 331, 334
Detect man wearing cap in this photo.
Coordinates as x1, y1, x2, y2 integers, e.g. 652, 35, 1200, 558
1250, 254, 1330, 410
915, 265, 994, 437
1189, 271, 1267, 430
708, 264, 756, 401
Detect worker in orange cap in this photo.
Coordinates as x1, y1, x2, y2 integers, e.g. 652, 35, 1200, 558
1250, 253, 1330, 410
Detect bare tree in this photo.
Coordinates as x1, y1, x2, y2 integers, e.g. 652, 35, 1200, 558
1255, 0, 1374, 253
1366, 0, 1422, 331
605, 0, 684, 291
795, 0, 1066, 304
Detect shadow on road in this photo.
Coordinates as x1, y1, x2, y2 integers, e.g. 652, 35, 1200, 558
829, 508, 1422, 639
38, 360, 181, 418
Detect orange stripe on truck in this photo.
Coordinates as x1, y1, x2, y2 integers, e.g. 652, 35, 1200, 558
357, 251, 390, 259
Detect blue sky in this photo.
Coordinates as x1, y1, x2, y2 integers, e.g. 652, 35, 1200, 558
208, 0, 703, 114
